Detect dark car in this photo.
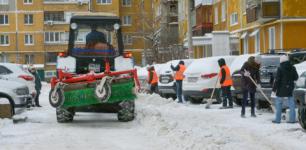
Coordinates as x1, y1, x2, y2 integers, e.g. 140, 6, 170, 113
231, 54, 282, 108
289, 50, 306, 65
294, 71, 306, 130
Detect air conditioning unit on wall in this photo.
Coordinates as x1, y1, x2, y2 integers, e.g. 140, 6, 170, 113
46, 20, 54, 26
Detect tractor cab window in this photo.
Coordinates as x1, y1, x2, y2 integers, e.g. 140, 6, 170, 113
70, 23, 118, 58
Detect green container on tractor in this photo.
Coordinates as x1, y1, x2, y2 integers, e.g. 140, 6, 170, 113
49, 12, 140, 123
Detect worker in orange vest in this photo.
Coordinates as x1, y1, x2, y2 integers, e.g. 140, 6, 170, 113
147, 66, 158, 94
171, 60, 186, 103
218, 58, 233, 109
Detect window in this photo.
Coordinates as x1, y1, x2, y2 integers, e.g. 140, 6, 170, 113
255, 32, 260, 53
44, 32, 68, 44
76, 31, 88, 43
24, 0, 33, 4
123, 34, 132, 45
0, 54, 8, 63
0, 66, 12, 74
25, 54, 34, 64
24, 14, 33, 25
0, 14, 8, 25
44, 11, 65, 22
214, 7, 218, 25
230, 12, 238, 26
123, 16, 132, 25
269, 26, 275, 50
25, 34, 34, 45
0, 0, 8, 5
122, 0, 131, 6
0, 34, 9, 45
46, 52, 57, 64
97, 0, 112, 4
221, 1, 226, 22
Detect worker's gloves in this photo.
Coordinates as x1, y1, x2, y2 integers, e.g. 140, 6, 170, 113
243, 70, 251, 77
271, 92, 277, 98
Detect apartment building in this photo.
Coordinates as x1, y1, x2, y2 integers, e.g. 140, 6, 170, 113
212, 0, 306, 55
152, 0, 183, 63
0, 0, 153, 79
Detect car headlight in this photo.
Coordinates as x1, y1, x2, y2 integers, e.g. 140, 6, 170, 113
14, 87, 29, 95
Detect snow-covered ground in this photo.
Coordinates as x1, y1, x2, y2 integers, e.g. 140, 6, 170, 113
1, 84, 306, 150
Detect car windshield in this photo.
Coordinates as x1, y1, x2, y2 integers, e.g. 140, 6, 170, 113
70, 23, 118, 57
259, 56, 280, 67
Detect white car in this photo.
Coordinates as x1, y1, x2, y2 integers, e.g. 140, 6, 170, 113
183, 56, 237, 104
0, 63, 36, 100
0, 79, 31, 114
136, 63, 167, 93
158, 59, 194, 99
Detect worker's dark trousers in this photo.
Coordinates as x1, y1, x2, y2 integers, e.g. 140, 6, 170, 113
241, 90, 256, 115
35, 91, 41, 106
221, 86, 233, 107
176, 80, 183, 103
150, 84, 157, 94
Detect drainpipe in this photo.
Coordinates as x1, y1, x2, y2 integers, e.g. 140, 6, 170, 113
280, 0, 283, 49
15, 0, 19, 63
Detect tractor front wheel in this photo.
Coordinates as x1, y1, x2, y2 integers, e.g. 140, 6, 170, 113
117, 101, 135, 122
49, 89, 64, 108
56, 107, 75, 123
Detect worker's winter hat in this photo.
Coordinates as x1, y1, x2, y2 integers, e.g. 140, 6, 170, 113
179, 60, 185, 65
280, 55, 289, 63
86, 30, 107, 45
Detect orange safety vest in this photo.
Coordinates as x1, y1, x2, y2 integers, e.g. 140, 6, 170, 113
175, 64, 186, 81
219, 65, 233, 87
148, 70, 158, 84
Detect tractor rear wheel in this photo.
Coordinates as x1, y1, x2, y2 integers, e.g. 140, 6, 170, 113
56, 107, 75, 123
298, 108, 306, 130
118, 101, 135, 122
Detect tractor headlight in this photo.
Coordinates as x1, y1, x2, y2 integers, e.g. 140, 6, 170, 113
114, 23, 120, 30
71, 23, 78, 30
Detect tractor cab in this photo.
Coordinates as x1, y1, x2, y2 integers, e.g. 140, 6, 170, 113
57, 12, 131, 74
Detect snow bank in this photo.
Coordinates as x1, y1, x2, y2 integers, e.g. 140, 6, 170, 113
135, 94, 306, 150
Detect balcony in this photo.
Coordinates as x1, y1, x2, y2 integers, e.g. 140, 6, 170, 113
245, 0, 280, 24
192, 22, 213, 36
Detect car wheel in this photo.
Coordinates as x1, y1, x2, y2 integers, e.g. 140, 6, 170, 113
56, 107, 75, 123
118, 101, 135, 122
190, 97, 203, 104
298, 108, 306, 130
213, 90, 222, 104
257, 100, 270, 109
233, 96, 242, 106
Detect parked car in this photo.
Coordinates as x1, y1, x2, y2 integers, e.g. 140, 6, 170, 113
289, 50, 306, 65
0, 79, 31, 115
294, 61, 306, 76
256, 54, 284, 108
136, 63, 166, 93
158, 59, 194, 99
293, 71, 306, 130
230, 54, 257, 105
183, 56, 237, 104
0, 63, 36, 100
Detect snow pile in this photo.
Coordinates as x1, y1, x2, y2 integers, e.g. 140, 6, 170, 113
135, 94, 306, 150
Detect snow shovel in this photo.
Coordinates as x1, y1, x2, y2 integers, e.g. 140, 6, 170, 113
205, 75, 220, 109
244, 70, 276, 113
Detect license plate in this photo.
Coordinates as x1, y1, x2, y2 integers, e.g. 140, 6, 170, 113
188, 77, 198, 82
161, 79, 169, 83
161, 77, 170, 80
89, 64, 100, 72
261, 78, 270, 83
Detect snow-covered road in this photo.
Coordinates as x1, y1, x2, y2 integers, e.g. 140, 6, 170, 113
1, 84, 306, 150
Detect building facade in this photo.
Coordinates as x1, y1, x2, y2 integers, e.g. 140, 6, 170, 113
0, 0, 153, 79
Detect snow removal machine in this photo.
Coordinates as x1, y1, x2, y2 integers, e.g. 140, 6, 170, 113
49, 13, 140, 123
